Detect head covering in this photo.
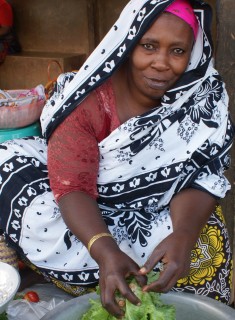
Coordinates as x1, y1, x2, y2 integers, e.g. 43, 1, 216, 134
40, 0, 215, 139
164, 0, 198, 38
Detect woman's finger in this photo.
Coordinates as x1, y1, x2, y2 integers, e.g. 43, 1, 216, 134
119, 281, 141, 306
101, 280, 125, 318
100, 272, 143, 317
139, 247, 165, 274
143, 258, 190, 293
134, 273, 147, 287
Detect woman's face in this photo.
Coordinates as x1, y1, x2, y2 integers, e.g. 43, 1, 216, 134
127, 12, 194, 105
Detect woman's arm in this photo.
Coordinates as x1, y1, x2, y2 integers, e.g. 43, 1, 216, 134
47, 95, 146, 318
58, 190, 146, 317
47, 91, 118, 254
170, 188, 216, 245
58, 191, 117, 255
139, 188, 216, 292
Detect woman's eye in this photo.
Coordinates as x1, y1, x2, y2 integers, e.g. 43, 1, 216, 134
173, 48, 184, 55
142, 43, 155, 50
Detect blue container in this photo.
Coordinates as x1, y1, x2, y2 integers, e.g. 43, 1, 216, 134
0, 122, 41, 143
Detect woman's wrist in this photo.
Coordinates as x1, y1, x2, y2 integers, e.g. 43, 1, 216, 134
171, 228, 200, 253
89, 236, 120, 264
87, 232, 113, 253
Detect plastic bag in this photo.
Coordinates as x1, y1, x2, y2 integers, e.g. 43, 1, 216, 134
6, 284, 73, 320
0, 85, 46, 129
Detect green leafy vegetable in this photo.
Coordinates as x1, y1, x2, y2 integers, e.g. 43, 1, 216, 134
81, 271, 175, 319
0, 312, 8, 320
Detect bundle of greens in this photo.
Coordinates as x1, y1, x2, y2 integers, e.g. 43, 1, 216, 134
81, 271, 175, 320
0, 312, 7, 320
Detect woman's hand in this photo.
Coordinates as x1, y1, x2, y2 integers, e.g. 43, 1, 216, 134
92, 242, 147, 318
139, 188, 216, 293
139, 230, 192, 293
58, 192, 146, 317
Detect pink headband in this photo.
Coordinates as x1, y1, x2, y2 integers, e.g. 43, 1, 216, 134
165, 0, 198, 38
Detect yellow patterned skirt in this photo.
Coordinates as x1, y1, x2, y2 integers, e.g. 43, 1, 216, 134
172, 205, 233, 304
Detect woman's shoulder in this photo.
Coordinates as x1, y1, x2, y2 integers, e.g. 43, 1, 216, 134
95, 78, 116, 113
79, 78, 119, 135
78, 78, 114, 116
64, 78, 117, 141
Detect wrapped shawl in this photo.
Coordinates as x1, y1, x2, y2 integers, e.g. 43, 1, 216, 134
40, 0, 233, 205
41, 0, 215, 138
0, 0, 233, 300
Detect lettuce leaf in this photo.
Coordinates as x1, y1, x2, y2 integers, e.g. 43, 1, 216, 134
81, 271, 175, 320
81, 299, 113, 320
0, 313, 8, 320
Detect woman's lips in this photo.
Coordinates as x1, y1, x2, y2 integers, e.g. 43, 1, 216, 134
145, 77, 169, 90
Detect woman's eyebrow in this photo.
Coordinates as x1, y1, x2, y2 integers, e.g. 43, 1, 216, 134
140, 37, 158, 43
140, 37, 188, 47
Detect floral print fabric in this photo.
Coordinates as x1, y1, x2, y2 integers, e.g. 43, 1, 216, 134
174, 206, 233, 303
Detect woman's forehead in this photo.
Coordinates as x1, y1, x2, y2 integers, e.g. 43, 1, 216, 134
142, 13, 194, 42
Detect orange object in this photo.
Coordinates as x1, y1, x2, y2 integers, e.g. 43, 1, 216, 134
23, 291, 40, 303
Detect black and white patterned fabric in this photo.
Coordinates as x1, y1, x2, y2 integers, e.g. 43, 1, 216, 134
41, 0, 214, 139
0, 0, 234, 302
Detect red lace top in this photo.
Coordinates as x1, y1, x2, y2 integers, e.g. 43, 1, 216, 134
47, 79, 120, 202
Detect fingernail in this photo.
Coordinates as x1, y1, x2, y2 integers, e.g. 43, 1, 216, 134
139, 267, 147, 273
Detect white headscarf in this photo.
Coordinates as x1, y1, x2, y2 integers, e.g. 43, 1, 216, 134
41, 0, 214, 140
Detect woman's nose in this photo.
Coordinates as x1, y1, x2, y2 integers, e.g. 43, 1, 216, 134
151, 52, 169, 71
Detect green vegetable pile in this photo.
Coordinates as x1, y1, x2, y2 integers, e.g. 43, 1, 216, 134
81, 272, 175, 319
0, 312, 7, 320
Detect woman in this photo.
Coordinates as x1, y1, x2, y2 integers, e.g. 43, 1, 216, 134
0, 0, 234, 317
